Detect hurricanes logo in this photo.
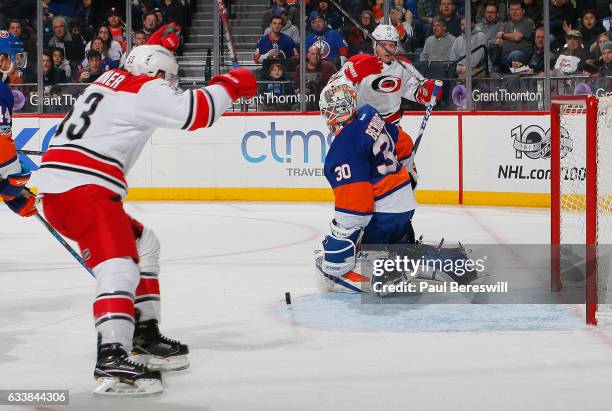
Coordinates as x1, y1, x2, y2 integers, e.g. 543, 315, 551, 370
313, 39, 331, 59
372, 76, 401, 93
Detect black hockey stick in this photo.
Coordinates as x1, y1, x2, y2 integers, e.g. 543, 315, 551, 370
17, 149, 44, 156
329, 0, 408, 69
215, 0, 240, 68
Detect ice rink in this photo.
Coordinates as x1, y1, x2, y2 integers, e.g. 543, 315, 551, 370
2, 202, 612, 410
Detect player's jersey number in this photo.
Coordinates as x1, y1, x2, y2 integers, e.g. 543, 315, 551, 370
55, 92, 104, 140
372, 132, 399, 175
335, 164, 352, 181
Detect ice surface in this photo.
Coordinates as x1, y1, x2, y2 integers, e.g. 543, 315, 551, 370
2, 202, 612, 410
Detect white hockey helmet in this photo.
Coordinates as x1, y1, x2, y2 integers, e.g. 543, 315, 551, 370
124, 45, 179, 86
319, 83, 358, 134
372, 24, 400, 43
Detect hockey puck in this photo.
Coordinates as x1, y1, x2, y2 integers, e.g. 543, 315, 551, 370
285, 292, 291, 305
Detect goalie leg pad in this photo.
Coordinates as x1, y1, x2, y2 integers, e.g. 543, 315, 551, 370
407, 241, 479, 285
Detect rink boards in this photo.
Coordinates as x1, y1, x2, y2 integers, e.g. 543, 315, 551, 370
17, 111, 552, 207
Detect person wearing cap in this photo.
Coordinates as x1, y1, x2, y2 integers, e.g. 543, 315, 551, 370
495, 0, 535, 72
264, 7, 300, 46
554, 30, 593, 75
305, 11, 348, 66
314, 0, 342, 30
254, 14, 298, 64
598, 41, 612, 77
261, 0, 299, 32
107, 7, 127, 53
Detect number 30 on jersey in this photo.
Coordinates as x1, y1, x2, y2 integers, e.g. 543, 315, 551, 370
334, 164, 351, 181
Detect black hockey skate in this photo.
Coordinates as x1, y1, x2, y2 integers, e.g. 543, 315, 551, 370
94, 343, 163, 396
132, 319, 190, 371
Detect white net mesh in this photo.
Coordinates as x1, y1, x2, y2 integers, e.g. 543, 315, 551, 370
558, 96, 612, 313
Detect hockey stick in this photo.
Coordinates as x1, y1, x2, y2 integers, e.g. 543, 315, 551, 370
35, 211, 96, 278
329, 0, 408, 70
404, 80, 443, 172
17, 149, 44, 156
215, 0, 239, 69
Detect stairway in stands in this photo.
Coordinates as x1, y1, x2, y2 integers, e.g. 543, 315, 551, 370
178, 0, 269, 84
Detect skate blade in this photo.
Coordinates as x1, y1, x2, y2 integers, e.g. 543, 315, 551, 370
131, 354, 190, 371
93, 377, 163, 396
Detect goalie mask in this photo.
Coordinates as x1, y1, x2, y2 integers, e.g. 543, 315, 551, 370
319, 83, 358, 134
124, 45, 179, 86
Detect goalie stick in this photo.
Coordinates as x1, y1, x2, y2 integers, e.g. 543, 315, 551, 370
215, 0, 239, 69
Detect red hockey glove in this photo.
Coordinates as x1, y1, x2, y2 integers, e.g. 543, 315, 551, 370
4, 187, 37, 217
147, 22, 182, 53
209, 68, 257, 101
344, 55, 383, 84
416, 79, 442, 106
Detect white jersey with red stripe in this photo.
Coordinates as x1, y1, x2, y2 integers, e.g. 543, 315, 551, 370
34, 69, 232, 199
329, 56, 425, 124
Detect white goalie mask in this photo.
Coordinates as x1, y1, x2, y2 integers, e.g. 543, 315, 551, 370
319, 83, 358, 134
124, 45, 179, 86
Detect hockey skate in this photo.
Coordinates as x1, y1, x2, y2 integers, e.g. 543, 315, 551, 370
131, 319, 190, 371
94, 343, 163, 396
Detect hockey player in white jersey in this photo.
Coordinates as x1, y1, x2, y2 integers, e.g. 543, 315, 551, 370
329, 24, 442, 125
34, 43, 257, 395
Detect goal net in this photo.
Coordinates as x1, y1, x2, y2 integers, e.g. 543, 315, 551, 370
551, 95, 612, 325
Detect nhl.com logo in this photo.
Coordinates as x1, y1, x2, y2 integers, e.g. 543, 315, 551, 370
511, 124, 573, 160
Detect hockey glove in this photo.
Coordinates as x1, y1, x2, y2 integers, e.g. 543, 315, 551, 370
415, 79, 443, 106
344, 55, 383, 84
147, 22, 182, 53
4, 187, 37, 217
209, 68, 257, 101
0, 161, 31, 201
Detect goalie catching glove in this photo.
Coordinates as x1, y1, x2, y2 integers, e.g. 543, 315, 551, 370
320, 221, 363, 278
344, 55, 383, 84
209, 68, 257, 101
415, 79, 443, 106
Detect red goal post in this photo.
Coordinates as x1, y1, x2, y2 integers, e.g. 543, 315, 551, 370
550, 95, 612, 325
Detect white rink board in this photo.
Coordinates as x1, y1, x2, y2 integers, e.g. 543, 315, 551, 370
18, 113, 555, 197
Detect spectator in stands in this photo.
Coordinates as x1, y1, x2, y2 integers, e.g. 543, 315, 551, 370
77, 49, 103, 83
134, 30, 149, 47
420, 17, 456, 62
602, 1, 612, 31
371, 0, 385, 24
259, 61, 295, 111
339, 0, 368, 23
264, 7, 300, 46
158, 0, 185, 27
69, 17, 88, 55
51, 47, 72, 81
107, 7, 127, 53
496, 0, 535, 71
439, 0, 462, 37
416, 0, 438, 39
523, 0, 542, 25
554, 30, 593, 74
305, 11, 348, 65
42, 50, 68, 85
48, 16, 85, 66
142, 12, 159, 36
389, 7, 414, 52
474, 0, 507, 23
476, 1, 502, 45
85, 24, 122, 64
590, 31, 612, 67
315, 0, 342, 30
152, 8, 166, 26
449, 16, 488, 77
579, 9, 605, 50
262, 0, 299, 32
82, 37, 117, 72
346, 10, 377, 55
550, 0, 577, 49
47, 0, 79, 19
8, 19, 35, 69
599, 41, 612, 76
294, 44, 337, 110
527, 26, 556, 74
254, 15, 298, 63
75, 0, 95, 40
